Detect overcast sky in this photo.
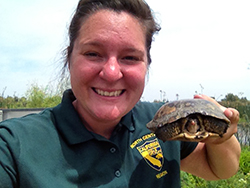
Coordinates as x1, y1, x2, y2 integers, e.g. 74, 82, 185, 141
1, 0, 250, 102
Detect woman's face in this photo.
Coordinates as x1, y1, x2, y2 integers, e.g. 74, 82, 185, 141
69, 10, 147, 125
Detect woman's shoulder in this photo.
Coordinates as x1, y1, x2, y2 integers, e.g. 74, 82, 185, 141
131, 101, 164, 125
0, 108, 55, 135
133, 101, 164, 115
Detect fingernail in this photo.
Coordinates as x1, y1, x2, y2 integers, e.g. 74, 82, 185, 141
228, 110, 233, 118
224, 109, 233, 118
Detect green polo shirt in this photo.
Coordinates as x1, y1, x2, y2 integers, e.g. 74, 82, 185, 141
0, 90, 197, 188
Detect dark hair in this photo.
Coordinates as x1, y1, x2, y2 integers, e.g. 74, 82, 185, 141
64, 0, 160, 70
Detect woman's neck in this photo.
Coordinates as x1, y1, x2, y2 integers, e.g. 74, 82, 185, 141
72, 100, 120, 139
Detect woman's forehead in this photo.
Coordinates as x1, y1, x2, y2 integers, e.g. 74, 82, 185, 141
76, 10, 147, 48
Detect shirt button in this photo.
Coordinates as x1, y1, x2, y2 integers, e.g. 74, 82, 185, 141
115, 170, 121, 177
110, 147, 116, 153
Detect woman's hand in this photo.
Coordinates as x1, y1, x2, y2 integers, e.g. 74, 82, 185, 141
194, 94, 239, 144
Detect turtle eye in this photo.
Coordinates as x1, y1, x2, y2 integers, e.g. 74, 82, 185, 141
157, 124, 164, 128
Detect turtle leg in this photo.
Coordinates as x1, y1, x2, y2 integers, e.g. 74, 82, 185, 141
203, 117, 229, 137
155, 121, 183, 141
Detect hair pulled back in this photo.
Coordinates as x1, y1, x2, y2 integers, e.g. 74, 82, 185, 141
64, 0, 160, 69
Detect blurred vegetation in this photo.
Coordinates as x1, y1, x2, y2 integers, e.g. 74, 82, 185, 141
219, 93, 250, 146
220, 93, 250, 123
0, 83, 62, 108
181, 146, 250, 188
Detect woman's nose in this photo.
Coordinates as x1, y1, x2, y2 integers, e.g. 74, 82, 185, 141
99, 57, 123, 82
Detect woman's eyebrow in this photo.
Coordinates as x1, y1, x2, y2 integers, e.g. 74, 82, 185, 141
122, 48, 145, 56
78, 41, 145, 55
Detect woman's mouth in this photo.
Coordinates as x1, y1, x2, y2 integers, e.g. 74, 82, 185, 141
93, 88, 124, 97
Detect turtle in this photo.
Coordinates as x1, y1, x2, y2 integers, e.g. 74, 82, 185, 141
146, 99, 230, 142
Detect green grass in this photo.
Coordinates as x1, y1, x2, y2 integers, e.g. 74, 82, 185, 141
181, 146, 250, 188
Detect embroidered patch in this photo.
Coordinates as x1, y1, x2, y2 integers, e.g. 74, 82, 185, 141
137, 138, 164, 171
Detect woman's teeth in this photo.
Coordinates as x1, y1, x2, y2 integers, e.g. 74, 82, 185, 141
95, 89, 123, 97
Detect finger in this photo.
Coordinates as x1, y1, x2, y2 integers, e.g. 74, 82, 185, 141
194, 94, 225, 109
226, 108, 239, 123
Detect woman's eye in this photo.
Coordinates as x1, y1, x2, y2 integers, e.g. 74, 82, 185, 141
123, 56, 140, 61
85, 52, 99, 57
82, 51, 104, 62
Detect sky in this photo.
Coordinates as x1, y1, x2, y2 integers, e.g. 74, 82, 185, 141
0, 0, 250, 102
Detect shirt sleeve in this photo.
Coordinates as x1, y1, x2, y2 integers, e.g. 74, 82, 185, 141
0, 125, 19, 188
180, 141, 198, 160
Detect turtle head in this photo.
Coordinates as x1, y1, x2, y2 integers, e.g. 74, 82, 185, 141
185, 117, 200, 134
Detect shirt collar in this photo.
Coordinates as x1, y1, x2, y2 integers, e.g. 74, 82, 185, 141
52, 90, 135, 145
120, 110, 135, 132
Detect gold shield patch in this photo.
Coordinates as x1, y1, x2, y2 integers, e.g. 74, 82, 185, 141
137, 138, 164, 171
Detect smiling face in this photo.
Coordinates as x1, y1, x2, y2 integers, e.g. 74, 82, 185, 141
69, 10, 148, 128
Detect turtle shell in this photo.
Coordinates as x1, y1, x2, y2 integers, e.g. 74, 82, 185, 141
146, 99, 230, 142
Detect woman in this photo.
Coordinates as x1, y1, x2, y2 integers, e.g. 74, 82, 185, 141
0, 0, 240, 187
